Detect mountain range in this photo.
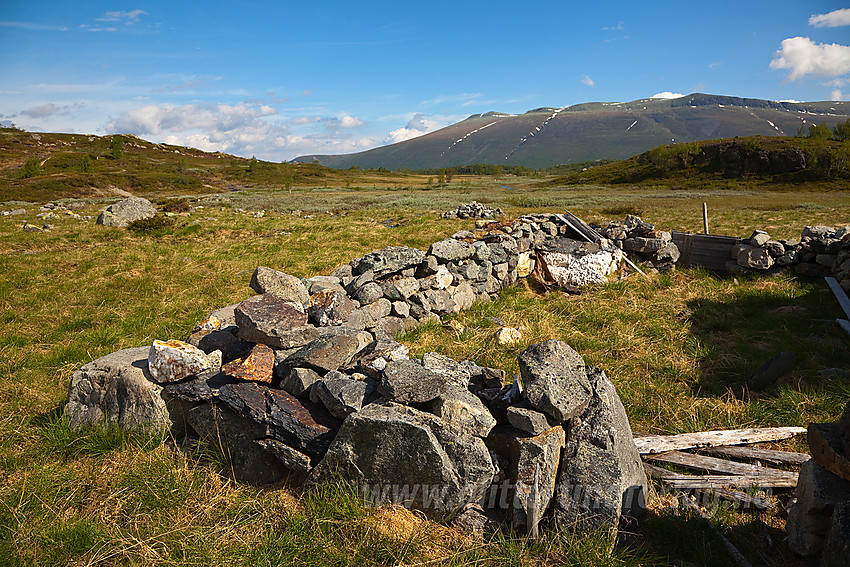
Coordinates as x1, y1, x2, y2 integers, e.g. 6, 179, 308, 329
294, 94, 850, 170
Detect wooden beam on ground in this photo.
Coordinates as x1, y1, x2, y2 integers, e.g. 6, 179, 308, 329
702, 445, 811, 466
646, 451, 798, 484
643, 464, 774, 511
826, 277, 850, 321
634, 427, 807, 455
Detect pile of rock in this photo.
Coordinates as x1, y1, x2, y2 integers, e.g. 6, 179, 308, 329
728, 226, 850, 290
787, 403, 850, 565
441, 201, 503, 219
66, 324, 647, 537
598, 215, 681, 271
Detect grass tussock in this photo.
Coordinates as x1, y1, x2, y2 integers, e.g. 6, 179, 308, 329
1, 182, 848, 566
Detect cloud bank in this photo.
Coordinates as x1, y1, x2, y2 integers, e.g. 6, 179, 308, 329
770, 36, 850, 81
809, 8, 850, 28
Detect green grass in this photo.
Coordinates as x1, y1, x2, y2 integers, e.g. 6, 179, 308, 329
1, 180, 848, 566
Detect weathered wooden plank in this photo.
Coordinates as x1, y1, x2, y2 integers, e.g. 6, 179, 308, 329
643, 464, 774, 510
838, 318, 850, 338
634, 427, 807, 455
647, 451, 798, 483
826, 277, 850, 321
661, 476, 797, 489
702, 445, 811, 466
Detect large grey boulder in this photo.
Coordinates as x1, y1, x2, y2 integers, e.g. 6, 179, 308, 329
96, 197, 157, 227
65, 347, 170, 433
428, 239, 475, 263
555, 366, 648, 532
518, 340, 592, 423
249, 267, 310, 310
307, 402, 495, 521
313, 371, 369, 419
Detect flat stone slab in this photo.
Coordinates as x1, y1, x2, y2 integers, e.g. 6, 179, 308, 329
283, 334, 361, 375
518, 339, 592, 423
221, 343, 275, 384
430, 384, 496, 438
217, 382, 340, 457
506, 406, 555, 436
354, 246, 426, 276
313, 371, 369, 419
235, 294, 310, 348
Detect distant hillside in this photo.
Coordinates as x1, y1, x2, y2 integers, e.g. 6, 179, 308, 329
0, 127, 415, 203
294, 93, 850, 169
548, 134, 850, 187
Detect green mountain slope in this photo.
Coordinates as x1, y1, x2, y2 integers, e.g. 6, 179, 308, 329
294, 94, 850, 169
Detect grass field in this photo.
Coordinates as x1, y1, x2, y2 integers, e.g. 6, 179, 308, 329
2, 181, 849, 566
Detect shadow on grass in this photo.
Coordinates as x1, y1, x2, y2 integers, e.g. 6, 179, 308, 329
684, 274, 850, 415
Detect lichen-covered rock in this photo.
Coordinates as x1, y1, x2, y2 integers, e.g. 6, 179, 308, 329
307, 402, 495, 522
249, 266, 310, 310
313, 371, 369, 419
307, 289, 356, 327
65, 347, 170, 433
96, 196, 157, 227
555, 366, 648, 530
221, 343, 275, 384
536, 239, 622, 287
428, 239, 475, 263
148, 339, 214, 383
788, 460, 850, 559
518, 340, 592, 423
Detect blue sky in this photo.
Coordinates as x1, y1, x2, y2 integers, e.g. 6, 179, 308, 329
2, 1, 850, 161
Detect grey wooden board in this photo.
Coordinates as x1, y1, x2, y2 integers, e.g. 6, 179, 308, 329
702, 445, 811, 466
646, 450, 798, 484
671, 231, 742, 272
643, 463, 774, 511
838, 318, 850, 338
634, 426, 807, 454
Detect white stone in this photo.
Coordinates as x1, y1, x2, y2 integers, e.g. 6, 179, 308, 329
148, 339, 213, 383
537, 246, 622, 287
433, 265, 453, 289
496, 327, 522, 345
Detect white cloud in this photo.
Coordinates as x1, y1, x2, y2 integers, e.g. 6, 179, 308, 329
96, 10, 148, 24
770, 36, 850, 81
581, 75, 595, 87
809, 8, 850, 28
385, 113, 455, 144
651, 92, 685, 99
602, 21, 624, 31
832, 89, 846, 101
109, 102, 277, 135
331, 115, 364, 129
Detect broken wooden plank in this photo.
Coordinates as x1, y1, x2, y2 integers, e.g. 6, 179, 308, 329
826, 277, 850, 321
646, 450, 798, 483
643, 464, 774, 511
634, 427, 807, 455
558, 211, 649, 279
702, 445, 811, 466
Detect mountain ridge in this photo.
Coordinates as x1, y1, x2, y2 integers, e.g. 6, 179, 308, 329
294, 93, 850, 170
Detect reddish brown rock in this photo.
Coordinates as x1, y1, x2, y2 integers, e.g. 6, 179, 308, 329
221, 343, 275, 384
307, 289, 356, 327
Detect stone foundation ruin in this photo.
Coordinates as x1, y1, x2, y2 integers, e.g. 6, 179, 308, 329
64, 204, 850, 542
